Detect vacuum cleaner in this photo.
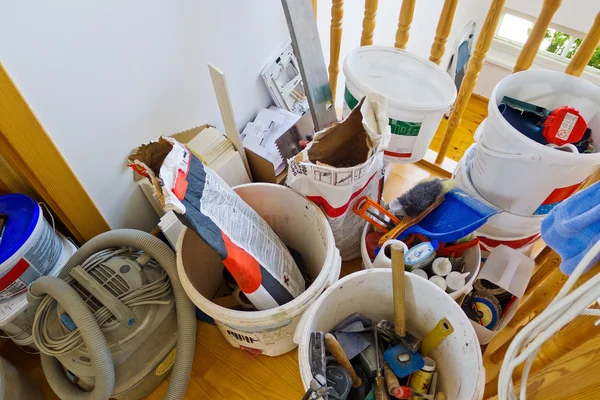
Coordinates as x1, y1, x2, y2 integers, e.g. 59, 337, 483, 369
27, 229, 196, 400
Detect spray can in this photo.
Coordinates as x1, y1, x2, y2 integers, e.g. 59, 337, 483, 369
409, 357, 436, 398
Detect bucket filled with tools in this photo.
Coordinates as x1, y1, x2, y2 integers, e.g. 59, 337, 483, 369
343, 46, 456, 163
177, 183, 341, 357
296, 269, 484, 399
472, 70, 600, 216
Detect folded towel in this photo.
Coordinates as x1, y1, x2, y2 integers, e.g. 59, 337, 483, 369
541, 181, 600, 275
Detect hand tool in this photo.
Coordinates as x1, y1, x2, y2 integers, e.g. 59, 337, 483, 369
354, 196, 401, 233
373, 326, 389, 400
310, 332, 327, 385
384, 245, 424, 378
325, 333, 362, 388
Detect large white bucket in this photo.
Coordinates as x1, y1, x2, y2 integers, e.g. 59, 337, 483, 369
0, 235, 77, 344
455, 144, 544, 236
473, 70, 600, 216
177, 183, 341, 356
360, 223, 481, 300
295, 269, 484, 399
343, 46, 456, 163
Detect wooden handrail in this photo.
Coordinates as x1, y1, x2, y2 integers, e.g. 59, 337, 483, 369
329, 0, 344, 103
360, 0, 379, 46
513, 0, 562, 73
429, 0, 459, 65
436, 0, 506, 163
394, 0, 416, 50
566, 12, 600, 77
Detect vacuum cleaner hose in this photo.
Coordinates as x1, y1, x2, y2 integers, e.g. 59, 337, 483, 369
28, 229, 196, 400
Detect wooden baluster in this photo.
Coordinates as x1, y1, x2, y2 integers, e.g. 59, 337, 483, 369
566, 12, 600, 77
329, 0, 344, 104
435, 0, 506, 164
513, 0, 562, 73
312, 0, 318, 19
394, 0, 416, 50
429, 0, 459, 65
360, 0, 379, 46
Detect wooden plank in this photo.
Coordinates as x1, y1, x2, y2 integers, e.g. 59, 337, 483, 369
435, 0, 506, 163
429, 0, 459, 65
513, 0, 562, 73
208, 63, 253, 181
329, 0, 344, 103
394, 0, 416, 50
0, 62, 109, 243
565, 12, 600, 77
360, 0, 379, 46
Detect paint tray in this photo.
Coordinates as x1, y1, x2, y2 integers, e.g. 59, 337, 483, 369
399, 188, 497, 243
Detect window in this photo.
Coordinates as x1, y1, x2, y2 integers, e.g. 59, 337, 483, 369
495, 11, 600, 71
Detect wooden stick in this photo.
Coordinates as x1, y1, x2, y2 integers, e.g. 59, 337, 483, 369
394, 0, 416, 50
312, 0, 318, 18
513, 0, 562, 72
391, 244, 406, 337
360, 0, 379, 46
429, 0, 459, 65
324, 333, 362, 387
435, 0, 506, 164
565, 12, 600, 77
208, 63, 252, 180
329, 0, 344, 104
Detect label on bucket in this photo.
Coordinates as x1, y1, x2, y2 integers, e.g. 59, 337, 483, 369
0, 219, 62, 301
344, 87, 422, 159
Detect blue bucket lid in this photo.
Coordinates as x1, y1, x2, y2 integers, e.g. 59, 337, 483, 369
0, 194, 40, 265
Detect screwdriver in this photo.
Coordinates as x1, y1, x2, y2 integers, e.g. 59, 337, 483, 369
374, 326, 389, 400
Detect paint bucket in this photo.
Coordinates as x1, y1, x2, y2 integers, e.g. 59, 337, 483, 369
343, 46, 456, 162
0, 194, 72, 301
476, 230, 539, 260
177, 183, 341, 356
473, 70, 600, 215
455, 145, 544, 236
0, 235, 77, 345
359, 223, 481, 300
0, 356, 45, 399
295, 269, 484, 399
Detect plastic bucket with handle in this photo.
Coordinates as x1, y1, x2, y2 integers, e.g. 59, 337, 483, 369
177, 183, 341, 356
295, 269, 484, 399
473, 70, 600, 216
343, 46, 456, 163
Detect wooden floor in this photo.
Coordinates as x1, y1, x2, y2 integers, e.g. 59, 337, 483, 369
0, 163, 442, 400
429, 94, 488, 162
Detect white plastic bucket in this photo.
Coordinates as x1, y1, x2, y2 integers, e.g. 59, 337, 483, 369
360, 223, 481, 300
473, 70, 600, 215
295, 269, 484, 399
343, 46, 456, 163
455, 144, 544, 236
476, 229, 539, 260
0, 235, 76, 343
177, 183, 341, 356
0, 195, 69, 301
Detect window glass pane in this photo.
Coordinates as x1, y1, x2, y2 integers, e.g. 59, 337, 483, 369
544, 31, 571, 56
496, 14, 533, 44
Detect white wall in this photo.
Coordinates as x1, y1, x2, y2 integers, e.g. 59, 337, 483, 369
0, 0, 290, 231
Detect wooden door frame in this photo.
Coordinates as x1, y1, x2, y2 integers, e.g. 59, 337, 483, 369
0, 62, 109, 243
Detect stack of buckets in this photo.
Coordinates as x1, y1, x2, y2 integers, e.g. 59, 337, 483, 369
456, 70, 600, 259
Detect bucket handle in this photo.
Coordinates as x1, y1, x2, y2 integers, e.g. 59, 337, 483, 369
478, 143, 542, 162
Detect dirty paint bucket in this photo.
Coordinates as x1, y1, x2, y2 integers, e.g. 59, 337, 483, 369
177, 184, 341, 356
0, 194, 71, 301
360, 223, 481, 300
343, 46, 456, 162
295, 269, 484, 399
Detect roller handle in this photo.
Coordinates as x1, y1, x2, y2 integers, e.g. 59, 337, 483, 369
391, 244, 406, 337
324, 333, 362, 388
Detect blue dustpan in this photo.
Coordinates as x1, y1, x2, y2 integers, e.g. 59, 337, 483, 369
398, 188, 497, 243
